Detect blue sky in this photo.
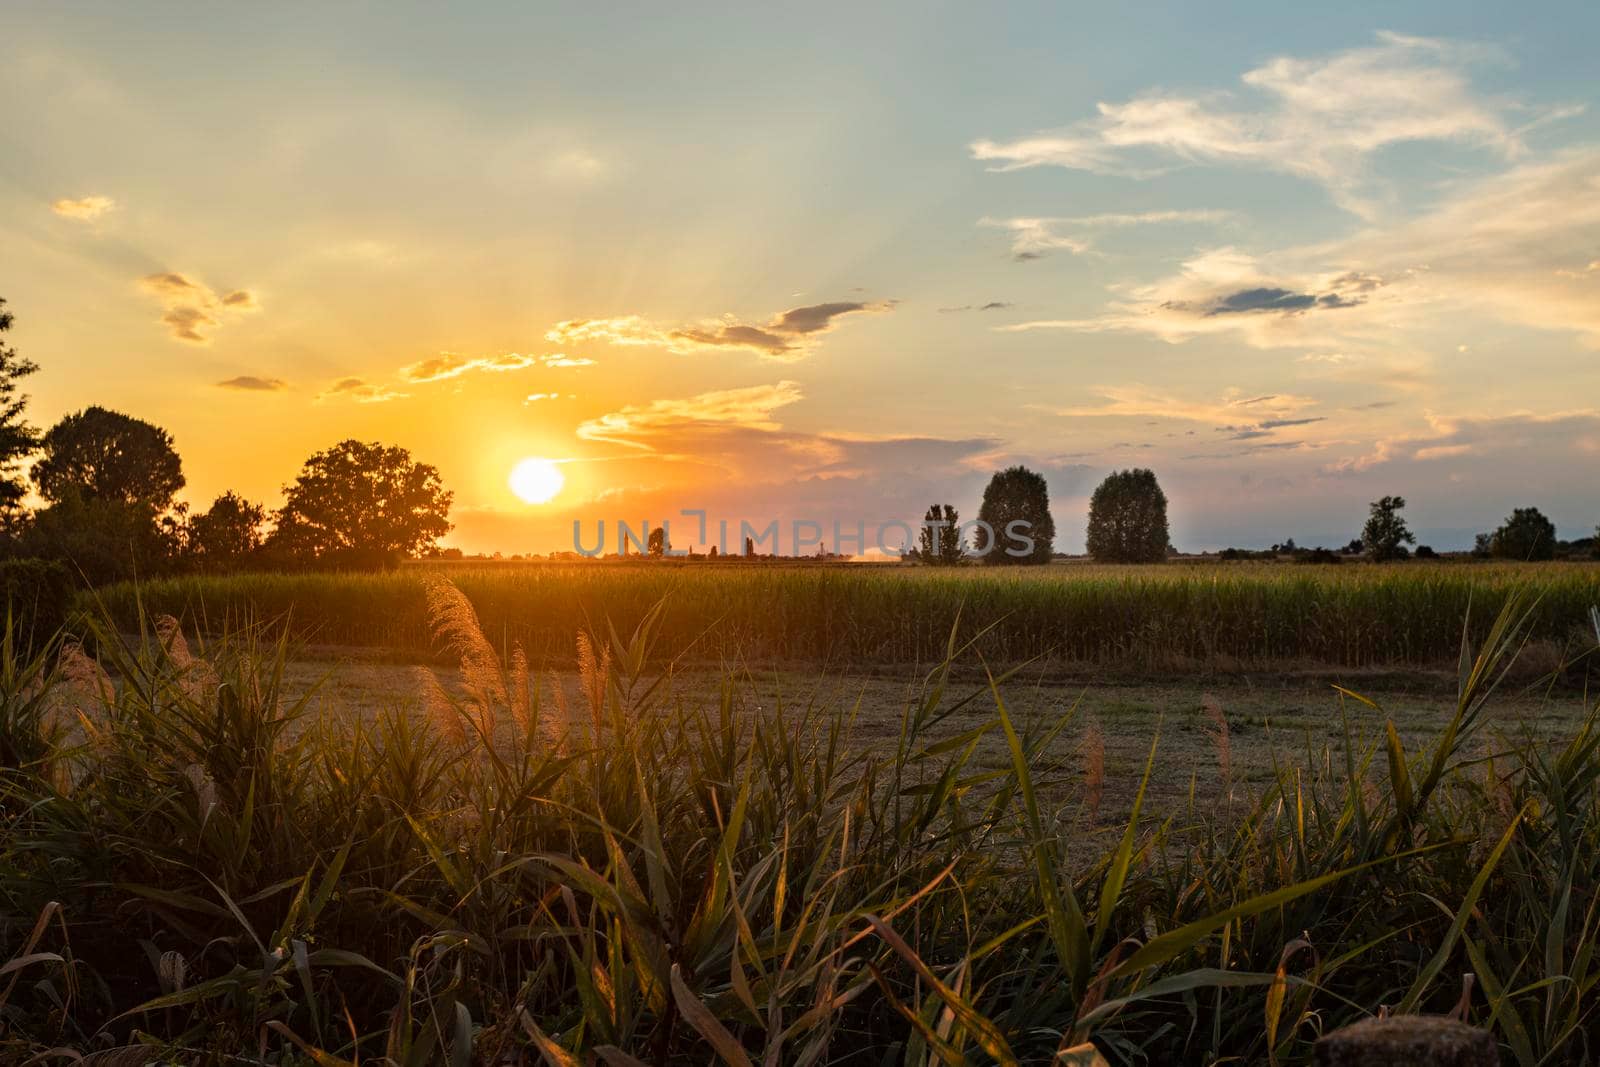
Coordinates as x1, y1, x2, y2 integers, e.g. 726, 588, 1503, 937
4, 2, 1599, 552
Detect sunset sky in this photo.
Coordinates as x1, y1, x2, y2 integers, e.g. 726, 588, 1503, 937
5, 3, 1599, 553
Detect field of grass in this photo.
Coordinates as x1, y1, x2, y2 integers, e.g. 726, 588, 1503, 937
4, 583, 1600, 1062
92, 559, 1600, 672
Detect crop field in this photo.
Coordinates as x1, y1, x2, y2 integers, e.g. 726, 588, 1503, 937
93, 559, 1600, 672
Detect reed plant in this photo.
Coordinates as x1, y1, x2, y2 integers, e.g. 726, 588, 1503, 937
1, 585, 1598, 1062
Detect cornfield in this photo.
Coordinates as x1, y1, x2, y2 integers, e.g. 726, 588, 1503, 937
92, 560, 1600, 670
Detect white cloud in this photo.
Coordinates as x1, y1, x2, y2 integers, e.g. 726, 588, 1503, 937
972, 32, 1545, 217
1002, 149, 1600, 352
982, 209, 1230, 260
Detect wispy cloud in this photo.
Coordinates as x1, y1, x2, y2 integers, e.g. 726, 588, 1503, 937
399, 351, 595, 384
216, 375, 286, 391
52, 194, 117, 221
983, 210, 1231, 260
1002, 149, 1600, 352
1049, 385, 1321, 427
548, 299, 894, 361
138, 272, 260, 344
317, 377, 408, 404
1324, 409, 1600, 476
972, 32, 1549, 217
938, 301, 1013, 313
401, 351, 538, 383
578, 381, 805, 447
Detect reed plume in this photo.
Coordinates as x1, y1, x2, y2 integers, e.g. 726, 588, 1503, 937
423, 576, 504, 738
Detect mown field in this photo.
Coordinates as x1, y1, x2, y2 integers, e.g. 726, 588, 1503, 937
93, 559, 1600, 672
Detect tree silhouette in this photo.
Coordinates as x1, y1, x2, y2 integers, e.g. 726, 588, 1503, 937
0, 299, 39, 524
33, 406, 184, 511
1490, 506, 1557, 561
1086, 469, 1169, 563
269, 440, 452, 568
647, 526, 667, 558
1361, 496, 1414, 562
186, 491, 266, 570
976, 466, 1054, 565
915, 504, 965, 565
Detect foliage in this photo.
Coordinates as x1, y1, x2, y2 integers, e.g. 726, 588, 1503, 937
1086, 468, 1170, 563
1491, 507, 1558, 562
1362, 496, 1415, 562
268, 439, 452, 568
0, 558, 72, 647
93, 560, 1600, 672
0, 298, 39, 523
17, 493, 183, 586
185, 491, 267, 571
915, 503, 965, 565
2, 590, 1599, 1063
976, 465, 1054, 565
31, 405, 185, 511
648, 525, 667, 558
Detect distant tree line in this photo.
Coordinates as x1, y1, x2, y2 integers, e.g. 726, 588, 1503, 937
915, 469, 1597, 568
0, 298, 454, 590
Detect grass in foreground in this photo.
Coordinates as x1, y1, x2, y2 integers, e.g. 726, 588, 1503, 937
2, 583, 1599, 1064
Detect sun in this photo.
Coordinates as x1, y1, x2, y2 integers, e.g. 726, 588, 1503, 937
508, 457, 565, 504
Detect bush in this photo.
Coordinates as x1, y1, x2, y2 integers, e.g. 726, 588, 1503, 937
0, 557, 73, 647
1490, 507, 1557, 562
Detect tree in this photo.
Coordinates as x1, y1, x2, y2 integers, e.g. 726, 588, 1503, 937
269, 440, 452, 567
647, 526, 667, 558
744, 536, 754, 558
1489, 506, 1557, 561
33, 406, 185, 510
1594, 525, 1600, 561
976, 466, 1055, 565
186, 491, 266, 570
19, 494, 181, 585
0, 299, 40, 524
1361, 496, 1414, 562
1086, 469, 1170, 563
915, 504, 965, 565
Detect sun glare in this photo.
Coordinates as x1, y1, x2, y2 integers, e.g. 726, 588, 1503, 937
508, 457, 564, 504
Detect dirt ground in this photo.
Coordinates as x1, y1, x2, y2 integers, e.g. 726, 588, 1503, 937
280, 651, 1595, 823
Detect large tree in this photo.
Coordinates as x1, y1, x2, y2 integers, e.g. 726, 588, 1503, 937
1361, 496, 1415, 562
19, 494, 181, 586
0, 299, 40, 523
33, 406, 184, 510
269, 440, 452, 567
915, 504, 965, 565
975, 466, 1054, 565
1086, 468, 1170, 563
186, 491, 267, 570
1490, 506, 1557, 562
